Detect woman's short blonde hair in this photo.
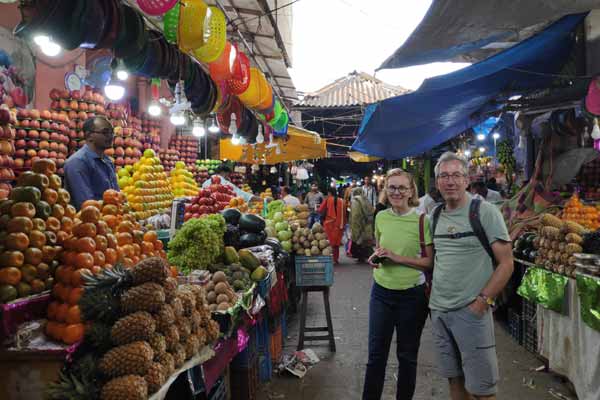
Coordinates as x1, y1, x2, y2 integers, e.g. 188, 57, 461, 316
385, 168, 420, 207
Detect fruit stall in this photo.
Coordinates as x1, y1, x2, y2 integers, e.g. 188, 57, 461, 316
500, 129, 600, 400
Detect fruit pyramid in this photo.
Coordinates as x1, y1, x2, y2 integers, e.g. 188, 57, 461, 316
118, 149, 174, 220
170, 161, 199, 197
0, 105, 17, 199
0, 159, 73, 304
562, 193, 600, 230
45, 258, 221, 399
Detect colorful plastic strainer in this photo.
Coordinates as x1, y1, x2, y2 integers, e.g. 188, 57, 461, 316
163, 2, 180, 44
178, 0, 208, 52
227, 50, 251, 95
238, 68, 264, 108
136, 0, 178, 16
209, 40, 234, 81
194, 6, 226, 63
255, 78, 273, 111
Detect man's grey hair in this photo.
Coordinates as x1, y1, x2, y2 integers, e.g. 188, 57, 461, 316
434, 151, 468, 177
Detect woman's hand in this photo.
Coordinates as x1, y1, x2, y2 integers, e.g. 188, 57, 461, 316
373, 247, 402, 264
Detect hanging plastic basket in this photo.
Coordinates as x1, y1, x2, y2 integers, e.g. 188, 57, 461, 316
178, 0, 208, 52
238, 68, 264, 108
194, 6, 226, 63
217, 96, 243, 134
163, 2, 180, 44
227, 50, 251, 95
137, 0, 178, 16
271, 111, 289, 133
209, 41, 234, 81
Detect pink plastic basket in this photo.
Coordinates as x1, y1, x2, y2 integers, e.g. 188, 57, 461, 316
137, 0, 178, 16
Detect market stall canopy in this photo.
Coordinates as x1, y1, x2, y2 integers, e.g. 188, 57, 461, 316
220, 125, 327, 164
352, 14, 586, 160
347, 151, 382, 163
379, 0, 598, 69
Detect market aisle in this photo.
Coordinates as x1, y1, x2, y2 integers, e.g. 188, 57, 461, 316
258, 255, 575, 400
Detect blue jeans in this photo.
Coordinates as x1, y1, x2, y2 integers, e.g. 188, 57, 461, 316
308, 212, 321, 228
362, 282, 428, 400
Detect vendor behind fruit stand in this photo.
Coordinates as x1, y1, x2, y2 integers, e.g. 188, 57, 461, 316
202, 164, 255, 202
64, 116, 119, 209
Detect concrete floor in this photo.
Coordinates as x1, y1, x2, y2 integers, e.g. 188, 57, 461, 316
258, 256, 577, 400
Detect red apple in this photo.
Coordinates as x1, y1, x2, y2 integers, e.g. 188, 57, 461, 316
13, 158, 24, 168
38, 149, 49, 158
30, 120, 40, 129
27, 140, 37, 148
16, 129, 26, 139
28, 130, 39, 139
41, 120, 50, 130
50, 122, 59, 131
49, 89, 61, 100
48, 150, 57, 158
26, 149, 37, 158
41, 110, 52, 120
71, 90, 81, 100
29, 109, 40, 120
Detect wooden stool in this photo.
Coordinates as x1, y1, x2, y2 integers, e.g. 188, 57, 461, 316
297, 286, 336, 352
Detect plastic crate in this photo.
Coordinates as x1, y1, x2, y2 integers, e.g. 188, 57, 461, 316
294, 256, 334, 286
208, 375, 227, 400
269, 325, 283, 364
522, 299, 538, 354
507, 308, 523, 345
231, 327, 257, 370
258, 353, 272, 382
230, 356, 259, 400
157, 229, 170, 249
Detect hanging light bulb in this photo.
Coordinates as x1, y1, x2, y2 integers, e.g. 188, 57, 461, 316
239, 137, 247, 145
104, 70, 125, 101
592, 118, 600, 140
256, 124, 264, 144
192, 119, 206, 137
231, 134, 240, 145
42, 40, 62, 57
477, 133, 486, 141
464, 150, 471, 157
208, 115, 220, 133
148, 101, 161, 117
270, 166, 277, 174
170, 112, 186, 126
479, 146, 486, 153
492, 132, 500, 140
229, 113, 237, 135
33, 34, 50, 47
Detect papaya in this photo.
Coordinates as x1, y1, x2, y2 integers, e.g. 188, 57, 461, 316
9, 186, 41, 204
238, 249, 260, 271
35, 201, 52, 219
223, 246, 239, 265
17, 172, 49, 191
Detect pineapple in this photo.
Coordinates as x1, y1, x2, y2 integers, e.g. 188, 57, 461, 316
565, 243, 583, 255
79, 288, 121, 325
182, 284, 207, 308
99, 341, 154, 378
46, 354, 100, 400
190, 311, 202, 334
176, 290, 196, 316
163, 277, 178, 302
564, 221, 587, 235
131, 257, 170, 286
111, 311, 156, 345
149, 333, 167, 355
85, 323, 113, 354
171, 344, 186, 368
565, 233, 583, 244
156, 352, 175, 376
144, 362, 166, 394
205, 320, 220, 343
164, 325, 180, 352
184, 334, 200, 359
169, 297, 184, 319
155, 304, 176, 333
176, 319, 192, 341
101, 375, 147, 400
121, 283, 166, 314
541, 213, 564, 229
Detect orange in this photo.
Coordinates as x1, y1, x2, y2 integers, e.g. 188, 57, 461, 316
5, 232, 30, 251
0, 266, 22, 285
142, 241, 154, 254
102, 204, 119, 216
64, 205, 77, 219
47, 301, 59, 320
93, 251, 105, 266
56, 302, 69, 322
71, 269, 86, 287
103, 214, 118, 229
154, 240, 163, 251
80, 206, 100, 224
105, 248, 118, 265
143, 231, 158, 243
46, 217, 61, 233
117, 232, 133, 246
73, 223, 96, 238
103, 189, 120, 205
63, 323, 84, 344
106, 233, 118, 249
117, 221, 134, 233
96, 220, 109, 236
75, 253, 94, 270
80, 200, 101, 210
95, 235, 108, 251
77, 237, 96, 253
65, 305, 81, 324
64, 237, 78, 251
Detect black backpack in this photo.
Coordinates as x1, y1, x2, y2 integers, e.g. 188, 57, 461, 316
430, 198, 496, 267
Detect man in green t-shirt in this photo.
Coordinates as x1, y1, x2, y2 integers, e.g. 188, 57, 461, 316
430, 152, 514, 400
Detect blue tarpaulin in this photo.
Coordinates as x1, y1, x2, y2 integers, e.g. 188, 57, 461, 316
352, 14, 586, 160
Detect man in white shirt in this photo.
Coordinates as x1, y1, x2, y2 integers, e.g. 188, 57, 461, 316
417, 186, 443, 215
471, 181, 504, 204
281, 186, 301, 206
363, 176, 378, 208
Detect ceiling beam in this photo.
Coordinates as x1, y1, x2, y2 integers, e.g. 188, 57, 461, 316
222, 5, 262, 16
256, 0, 292, 68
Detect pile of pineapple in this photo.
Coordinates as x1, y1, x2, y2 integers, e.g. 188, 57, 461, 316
533, 213, 587, 277
47, 257, 220, 400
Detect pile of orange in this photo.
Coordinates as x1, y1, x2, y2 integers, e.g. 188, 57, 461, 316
562, 193, 600, 230
0, 159, 73, 304
227, 197, 248, 212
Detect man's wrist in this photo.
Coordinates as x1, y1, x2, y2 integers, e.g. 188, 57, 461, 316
478, 294, 495, 307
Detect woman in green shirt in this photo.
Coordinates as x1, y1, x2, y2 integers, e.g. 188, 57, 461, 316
362, 169, 433, 400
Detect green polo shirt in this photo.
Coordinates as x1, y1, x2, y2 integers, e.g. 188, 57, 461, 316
374, 209, 432, 290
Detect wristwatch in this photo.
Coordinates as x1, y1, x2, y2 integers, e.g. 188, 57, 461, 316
478, 294, 495, 307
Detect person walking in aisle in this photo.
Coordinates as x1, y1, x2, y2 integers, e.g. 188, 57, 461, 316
430, 152, 514, 400
362, 169, 433, 400
319, 187, 345, 264
281, 186, 301, 206
305, 183, 324, 227
363, 175, 378, 208
350, 187, 375, 262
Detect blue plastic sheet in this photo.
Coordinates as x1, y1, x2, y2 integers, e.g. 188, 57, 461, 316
352, 14, 585, 159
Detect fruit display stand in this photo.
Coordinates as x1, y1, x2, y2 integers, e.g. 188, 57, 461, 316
159, 149, 180, 173
169, 134, 198, 170
140, 114, 161, 154
169, 162, 200, 198
0, 106, 17, 198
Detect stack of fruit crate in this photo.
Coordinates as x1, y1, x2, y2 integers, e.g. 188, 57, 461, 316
522, 299, 538, 353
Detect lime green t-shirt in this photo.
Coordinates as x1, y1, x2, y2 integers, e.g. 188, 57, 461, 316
373, 209, 432, 290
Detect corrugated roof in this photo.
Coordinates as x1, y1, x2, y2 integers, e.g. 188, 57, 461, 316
295, 71, 411, 108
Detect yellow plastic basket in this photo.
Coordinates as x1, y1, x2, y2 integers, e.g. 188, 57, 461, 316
194, 6, 226, 63
178, 0, 208, 52
238, 68, 273, 109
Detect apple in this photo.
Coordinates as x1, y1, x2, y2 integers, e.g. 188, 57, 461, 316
30, 120, 40, 129
29, 130, 39, 139
68, 120, 76, 129
78, 131, 85, 139
115, 157, 125, 166
48, 131, 57, 141
78, 111, 87, 120
30, 109, 40, 120
79, 102, 88, 111
16, 129, 26, 139
48, 150, 57, 158
26, 149, 37, 158
68, 110, 77, 120
71, 90, 81, 100
49, 142, 58, 151
77, 121, 84, 129
27, 140, 37, 148
20, 119, 30, 128
13, 158, 24, 168
50, 122, 59, 131
38, 149, 49, 158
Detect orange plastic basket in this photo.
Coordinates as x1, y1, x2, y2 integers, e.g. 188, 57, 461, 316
238, 68, 265, 108
209, 40, 234, 81
178, 0, 208, 52
194, 6, 226, 63
227, 50, 251, 95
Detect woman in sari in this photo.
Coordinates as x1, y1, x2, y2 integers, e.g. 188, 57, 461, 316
350, 187, 375, 262
319, 187, 345, 264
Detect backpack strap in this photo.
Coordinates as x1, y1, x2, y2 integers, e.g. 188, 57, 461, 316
469, 199, 497, 267
418, 213, 426, 257
431, 203, 444, 237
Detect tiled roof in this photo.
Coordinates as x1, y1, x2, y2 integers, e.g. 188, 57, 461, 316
295, 71, 410, 108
